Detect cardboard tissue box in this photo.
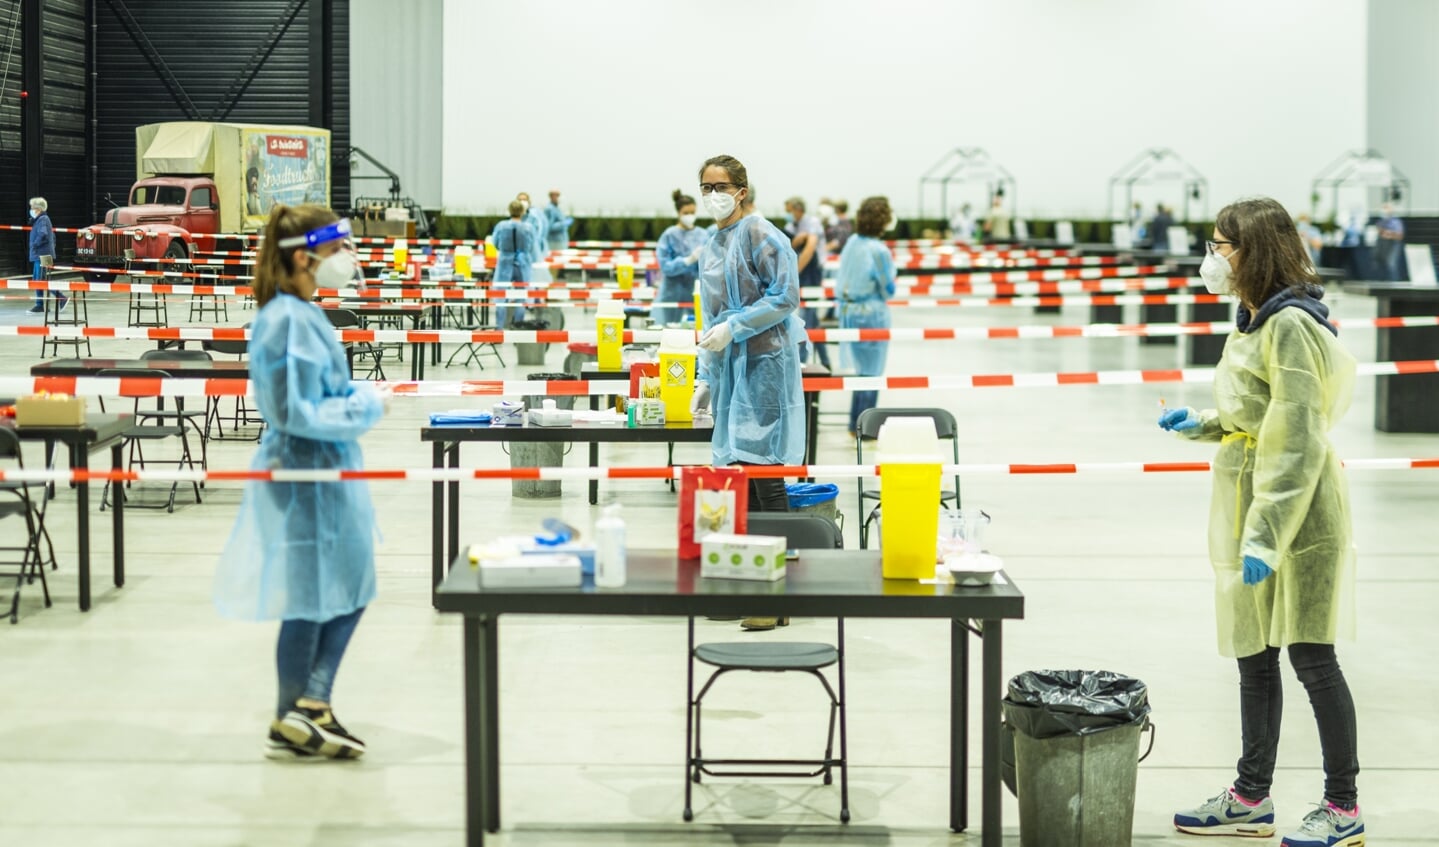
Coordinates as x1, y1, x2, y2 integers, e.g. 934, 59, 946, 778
15, 394, 86, 427
701, 533, 788, 582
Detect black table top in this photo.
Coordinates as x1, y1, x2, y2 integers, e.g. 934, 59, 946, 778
423, 419, 714, 443
436, 549, 1025, 619
1343, 281, 1439, 299
3, 412, 134, 445
31, 359, 250, 378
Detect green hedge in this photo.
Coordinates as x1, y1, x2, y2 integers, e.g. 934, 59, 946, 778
430, 214, 1204, 244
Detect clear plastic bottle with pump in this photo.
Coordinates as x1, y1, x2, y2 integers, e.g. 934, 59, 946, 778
594, 505, 627, 588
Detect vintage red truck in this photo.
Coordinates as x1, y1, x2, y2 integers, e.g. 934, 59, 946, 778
75, 121, 332, 278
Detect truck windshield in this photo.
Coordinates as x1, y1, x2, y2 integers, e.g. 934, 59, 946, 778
131, 185, 189, 206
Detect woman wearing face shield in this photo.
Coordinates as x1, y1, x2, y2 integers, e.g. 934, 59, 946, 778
653, 189, 709, 327
1159, 198, 1364, 845
215, 204, 387, 762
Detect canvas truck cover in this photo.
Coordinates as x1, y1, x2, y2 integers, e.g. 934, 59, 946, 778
136, 122, 332, 233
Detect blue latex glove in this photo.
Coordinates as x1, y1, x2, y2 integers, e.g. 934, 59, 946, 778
1158, 407, 1201, 432
1242, 555, 1273, 586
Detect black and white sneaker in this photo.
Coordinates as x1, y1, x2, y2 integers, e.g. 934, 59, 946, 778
278, 706, 366, 759
264, 727, 324, 762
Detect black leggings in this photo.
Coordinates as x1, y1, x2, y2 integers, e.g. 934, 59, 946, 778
1234, 643, 1360, 809
735, 462, 789, 513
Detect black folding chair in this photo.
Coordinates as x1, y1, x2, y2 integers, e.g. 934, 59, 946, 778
855, 407, 961, 548
98, 368, 202, 512
201, 330, 264, 441
684, 513, 850, 824
0, 428, 54, 623
324, 308, 386, 380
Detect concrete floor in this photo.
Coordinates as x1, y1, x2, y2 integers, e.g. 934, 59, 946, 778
1, 282, 1435, 846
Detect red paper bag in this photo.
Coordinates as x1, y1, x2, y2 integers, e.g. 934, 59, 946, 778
629, 362, 659, 399
678, 467, 749, 559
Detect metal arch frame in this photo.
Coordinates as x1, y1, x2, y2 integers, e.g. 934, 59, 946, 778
1310, 148, 1411, 221
1107, 148, 1208, 224
918, 147, 1017, 223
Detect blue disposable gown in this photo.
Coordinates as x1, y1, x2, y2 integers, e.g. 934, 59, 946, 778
835, 235, 896, 376
492, 219, 533, 283
544, 203, 573, 248
524, 208, 549, 258
698, 213, 805, 466
654, 224, 710, 325
214, 293, 385, 622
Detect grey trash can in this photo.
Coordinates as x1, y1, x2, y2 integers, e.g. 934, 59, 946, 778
512, 319, 549, 366
1002, 670, 1155, 847
786, 482, 840, 522
510, 372, 579, 498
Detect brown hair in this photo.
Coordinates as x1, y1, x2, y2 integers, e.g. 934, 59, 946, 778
255, 204, 339, 307
854, 196, 890, 238
508, 200, 525, 218
697, 154, 752, 210
671, 188, 695, 213
833, 199, 848, 215
1214, 197, 1320, 307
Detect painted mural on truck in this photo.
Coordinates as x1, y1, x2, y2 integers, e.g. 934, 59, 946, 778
243, 129, 331, 227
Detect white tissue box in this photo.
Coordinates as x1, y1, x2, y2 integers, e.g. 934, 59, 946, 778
632, 398, 666, 426
475, 552, 582, 588
701, 533, 787, 581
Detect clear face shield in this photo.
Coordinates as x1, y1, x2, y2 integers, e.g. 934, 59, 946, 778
276, 219, 360, 293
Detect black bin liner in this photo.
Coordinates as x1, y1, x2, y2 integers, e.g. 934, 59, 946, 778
526, 372, 579, 412
512, 319, 550, 331
1000, 669, 1151, 796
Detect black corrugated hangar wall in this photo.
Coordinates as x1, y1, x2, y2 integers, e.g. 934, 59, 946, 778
0, 0, 350, 275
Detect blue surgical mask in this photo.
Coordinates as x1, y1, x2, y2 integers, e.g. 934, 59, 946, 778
28, 209, 37, 220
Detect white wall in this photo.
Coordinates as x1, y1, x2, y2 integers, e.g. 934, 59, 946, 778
440, 0, 1367, 219
1368, 0, 1439, 214
350, 0, 444, 208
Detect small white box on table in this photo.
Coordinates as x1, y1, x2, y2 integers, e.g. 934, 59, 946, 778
700, 533, 787, 582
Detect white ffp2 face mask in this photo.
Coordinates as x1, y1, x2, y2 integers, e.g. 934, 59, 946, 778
679, 213, 697, 228
308, 249, 359, 290
702, 190, 738, 222
1199, 249, 1235, 295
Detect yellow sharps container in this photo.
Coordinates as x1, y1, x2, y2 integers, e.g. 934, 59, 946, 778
877, 418, 944, 579
693, 293, 703, 331
658, 329, 696, 423
393, 239, 409, 272
615, 263, 634, 291
454, 245, 473, 279
596, 300, 625, 371
484, 240, 498, 262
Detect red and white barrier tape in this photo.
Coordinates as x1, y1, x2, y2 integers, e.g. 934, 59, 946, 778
0, 457, 1433, 485
14, 360, 1439, 399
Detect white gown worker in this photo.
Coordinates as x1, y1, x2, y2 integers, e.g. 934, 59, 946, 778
215, 205, 388, 762
1160, 197, 1363, 846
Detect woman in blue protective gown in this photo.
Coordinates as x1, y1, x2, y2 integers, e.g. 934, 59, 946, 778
492, 200, 535, 328
695, 154, 804, 512
653, 188, 709, 327
215, 204, 387, 762
835, 196, 897, 435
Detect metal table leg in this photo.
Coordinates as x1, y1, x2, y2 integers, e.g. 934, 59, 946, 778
432, 440, 445, 594
484, 615, 501, 831
448, 443, 461, 567
464, 616, 487, 847
111, 442, 124, 588
73, 442, 91, 611
981, 619, 1003, 846
951, 616, 970, 832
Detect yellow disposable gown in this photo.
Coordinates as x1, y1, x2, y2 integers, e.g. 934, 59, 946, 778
1180, 307, 1357, 658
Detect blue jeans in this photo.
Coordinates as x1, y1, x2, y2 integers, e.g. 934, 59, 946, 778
849, 390, 879, 434
275, 607, 365, 718
32, 260, 65, 308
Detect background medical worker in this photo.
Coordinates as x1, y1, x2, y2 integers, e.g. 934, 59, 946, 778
653, 188, 708, 326
835, 196, 897, 435
1160, 197, 1363, 846
214, 204, 386, 763
695, 154, 803, 513
492, 200, 535, 328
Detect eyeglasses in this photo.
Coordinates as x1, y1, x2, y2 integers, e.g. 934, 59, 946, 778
1205, 239, 1238, 253
699, 182, 739, 195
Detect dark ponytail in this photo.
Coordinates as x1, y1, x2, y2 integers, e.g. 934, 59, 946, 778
672, 188, 695, 213
255, 203, 339, 306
